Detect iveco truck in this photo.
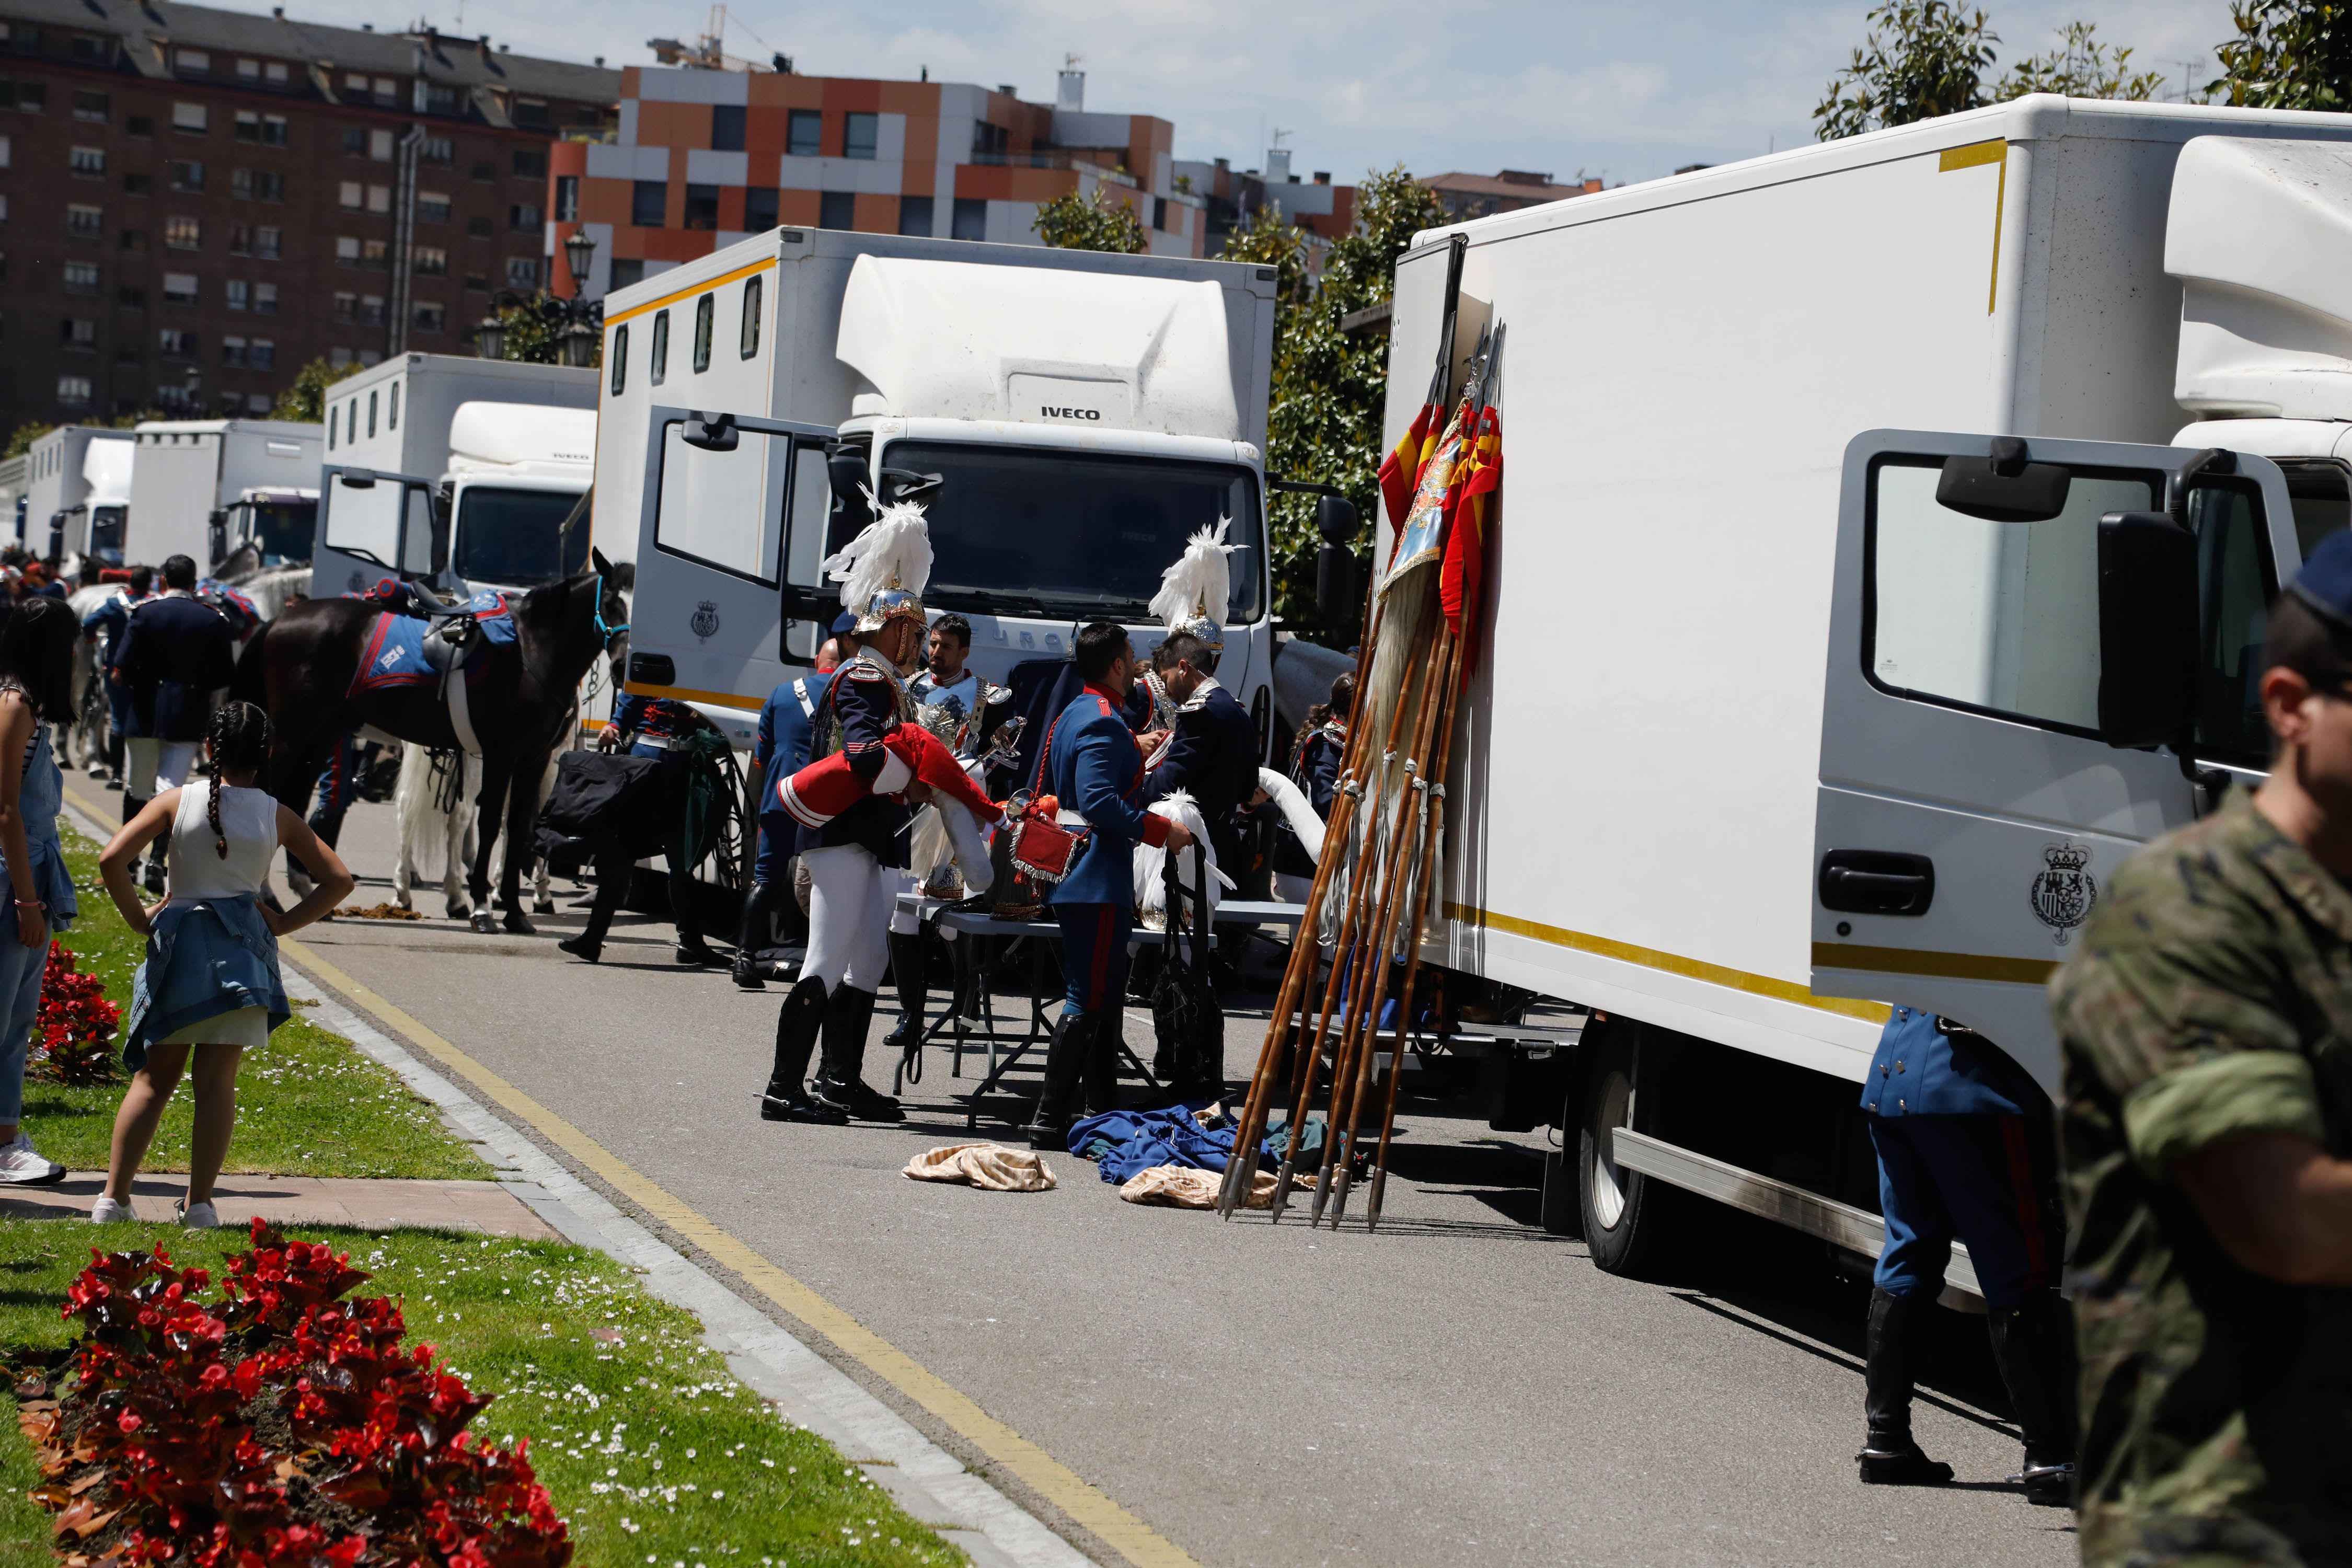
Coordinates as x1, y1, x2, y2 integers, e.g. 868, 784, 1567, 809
25, 426, 136, 564
126, 419, 322, 571
604, 228, 1281, 756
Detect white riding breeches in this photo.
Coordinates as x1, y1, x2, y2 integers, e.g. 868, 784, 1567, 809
125, 738, 200, 800
800, 844, 894, 994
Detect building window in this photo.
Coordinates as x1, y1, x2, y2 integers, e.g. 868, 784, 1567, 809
333, 292, 356, 322
843, 112, 878, 160
370, 129, 394, 160
464, 271, 488, 292
116, 286, 143, 308
711, 103, 745, 152
56, 376, 90, 407
514, 98, 548, 130
254, 225, 280, 259
740, 274, 760, 359
512, 148, 545, 180
632, 180, 665, 228
329, 347, 352, 367
60, 317, 95, 349
367, 183, 391, 214
71, 33, 109, 64
466, 215, 492, 240
72, 89, 106, 122
424, 84, 461, 116
158, 328, 197, 355
608, 322, 626, 395
222, 334, 247, 366
554, 176, 578, 222
423, 135, 454, 166
120, 228, 145, 251
8, 82, 47, 113
250, 338, 274, 370
341, 126, 364, 156
470, 159, 495, 181
786, 109, 820, 157
70, 145, 103, 175
339, 181, 363, 210
744, 187, 777, 231
359, 295, 385, 326
419, 191, 451, 223
609, 259, 644, 290
174, 48, 210, 74
682, 187, 716, 231
898, 195, 932, 237
225, 279, 249, 310
122, 172, 149, 194
236, 57, 258, 79
234, 110, 287, 145
505, 256, 538, 288
171, 101, 206, 133
412, 301, 444, 332
510, 202, 543, 234
62, 260, 98, 294
364, 239, 388, 269
336, 235, 360, 266
649, 308, 667, 386
125, 113, 152, 137
67, 205, 104, 239
253, 281, 277, 315
168, 160, 203, 191
818, 191, 854, 231
232, 168, 284, 201
162, 272, 197, 304
164, 215, 200, 249
692, 291, 712, 372
951, 198, 986, 242
414, 246, 447, 275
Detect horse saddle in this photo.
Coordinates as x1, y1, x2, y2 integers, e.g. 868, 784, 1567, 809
419, 613, 483, 683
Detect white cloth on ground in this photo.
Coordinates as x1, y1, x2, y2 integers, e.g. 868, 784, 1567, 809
903, 1142, 1056, 1191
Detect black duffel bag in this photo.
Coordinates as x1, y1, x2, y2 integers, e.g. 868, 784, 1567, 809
534, 750, 668, 878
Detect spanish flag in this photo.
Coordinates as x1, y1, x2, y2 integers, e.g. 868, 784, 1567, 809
1439, 403, 1500, 672
1376, 401, 1440, 541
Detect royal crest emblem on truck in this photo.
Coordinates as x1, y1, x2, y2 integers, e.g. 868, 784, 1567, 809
2028, 844, 2097, 946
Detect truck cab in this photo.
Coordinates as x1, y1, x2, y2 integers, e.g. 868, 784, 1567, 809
218, 487, 318, 568
440, 402, 594, 595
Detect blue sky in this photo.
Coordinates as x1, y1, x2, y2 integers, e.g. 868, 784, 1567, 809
273, 1, 2244, 186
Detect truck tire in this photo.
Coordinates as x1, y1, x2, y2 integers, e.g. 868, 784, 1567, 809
1577, 1023, 1685, 1277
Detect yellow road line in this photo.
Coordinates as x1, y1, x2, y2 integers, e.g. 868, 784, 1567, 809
277, 938, 1198, 1568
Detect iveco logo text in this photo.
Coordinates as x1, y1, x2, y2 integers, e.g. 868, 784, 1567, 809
1041, 406, 1103, 421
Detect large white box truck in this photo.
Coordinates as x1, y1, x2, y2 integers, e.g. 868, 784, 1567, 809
25, 426, 135, 565
604, 228, 1281, 756
1379, 96, 2352, 1279
312, 353, 598, 602
126, 420, 322, 571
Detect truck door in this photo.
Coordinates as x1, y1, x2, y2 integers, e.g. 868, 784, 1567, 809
310, 466, 443, 599
1813, 431, 2297, 1092
626, 407, 836, 712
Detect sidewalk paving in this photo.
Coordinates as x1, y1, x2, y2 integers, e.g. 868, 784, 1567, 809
0, 1173, 560, 1238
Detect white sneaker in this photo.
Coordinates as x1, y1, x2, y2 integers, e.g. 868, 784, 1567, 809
176, 1198, 218, 1229
0, 1134, 65, 1186
90, 1195, 137, 1223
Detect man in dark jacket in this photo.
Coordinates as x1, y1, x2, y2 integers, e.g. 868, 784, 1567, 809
1138, 630, 1259, 872
114, 554, 235, 892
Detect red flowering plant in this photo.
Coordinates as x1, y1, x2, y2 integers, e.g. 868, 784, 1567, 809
28, 941, 122, 1085
18, 1219, 572, 1567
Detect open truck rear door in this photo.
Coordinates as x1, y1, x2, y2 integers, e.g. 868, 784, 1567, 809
1812, 430, 2298, 1092
625, 407, 837, 715
314, 465, 443, 595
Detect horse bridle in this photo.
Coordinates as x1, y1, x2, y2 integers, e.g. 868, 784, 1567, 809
592, 569, 629, 649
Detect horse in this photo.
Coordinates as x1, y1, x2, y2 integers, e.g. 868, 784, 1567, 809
64, 583, 118, 774
233, 552, 628, 933
390, 739, 564, 919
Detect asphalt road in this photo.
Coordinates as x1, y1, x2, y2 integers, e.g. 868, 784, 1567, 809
175, 785, 2079, 1568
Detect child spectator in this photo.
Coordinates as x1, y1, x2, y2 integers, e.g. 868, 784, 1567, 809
0, 598, 85, 1184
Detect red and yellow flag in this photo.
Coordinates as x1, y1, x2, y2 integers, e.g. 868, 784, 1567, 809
1439, 404, 1501, 672
1376, 402, 1440, 543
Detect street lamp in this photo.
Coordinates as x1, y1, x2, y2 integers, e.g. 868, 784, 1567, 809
559, 317, 596, 368
564, 228, 597, 297
474, 311, 508, 361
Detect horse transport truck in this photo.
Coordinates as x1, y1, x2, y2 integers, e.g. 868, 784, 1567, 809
1383, 96, 2352, 1288
601, 227, 1280, 755
24, 426, 135, 566
126, 419, 322, 572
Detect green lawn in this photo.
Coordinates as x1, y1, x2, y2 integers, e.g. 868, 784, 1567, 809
0, 1221, 960, 1566
23, 828, 488, 1180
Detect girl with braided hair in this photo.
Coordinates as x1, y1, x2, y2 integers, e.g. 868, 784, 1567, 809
94, 699, 353, 1226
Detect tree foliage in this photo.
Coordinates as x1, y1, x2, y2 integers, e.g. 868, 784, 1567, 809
4, 423, 53, 460
7, 410, 156, 458
1815, 5, 2160, 139
1230, 165, 1447, 625
270, 358, 365, 423
1032, 187, 1148, 255
483, 292, 602, 366
1997, 21, 2165, 100
2207, 1, 2352, 109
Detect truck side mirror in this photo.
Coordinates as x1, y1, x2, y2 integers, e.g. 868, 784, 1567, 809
339, 469, 378, 490
828, 449, 873, 534
682, 412, 738, 452
2096, 510, 2200, 748
1315, 493, 1358, 545
1315, 541, 1362, 633
1936, 438, 2071, 522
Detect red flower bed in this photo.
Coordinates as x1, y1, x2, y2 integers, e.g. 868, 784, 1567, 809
29, 942, 122, 1086
17, 1219, 570, 1567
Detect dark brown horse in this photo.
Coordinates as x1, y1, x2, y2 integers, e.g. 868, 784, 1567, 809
233, 552, 628, 932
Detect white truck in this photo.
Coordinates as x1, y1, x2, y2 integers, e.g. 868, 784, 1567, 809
24, 426, 136, 565
604, 228, 1282, 754
126, 420, 322, 571
1375, 96, 2352, 1284
310, 353, 598, 602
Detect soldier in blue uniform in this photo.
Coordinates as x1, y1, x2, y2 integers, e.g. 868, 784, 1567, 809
731, 670, 823, 989
1023, 621, 1195, 1149
114, 556, 236, 894
1138, 629, 1259, 872
559, 693, 719, 966
79, 564, 153, 786
1857, 1006, 2073, 1504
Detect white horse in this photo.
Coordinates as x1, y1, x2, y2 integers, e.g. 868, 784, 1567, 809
390, 740, 561, 918
65, 583, 122, 774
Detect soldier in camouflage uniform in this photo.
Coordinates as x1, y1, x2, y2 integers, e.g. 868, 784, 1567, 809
2050, 532, 2352, 1566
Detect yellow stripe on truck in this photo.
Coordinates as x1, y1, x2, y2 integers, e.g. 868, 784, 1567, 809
1937, 137, 2010, 314
621, 679, 764, 712
604, 258, 778, 328
1813, 940, 2059, 988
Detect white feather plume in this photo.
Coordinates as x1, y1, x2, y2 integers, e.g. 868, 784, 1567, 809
1147, 516, 1236, 632
822, 494, 934, 614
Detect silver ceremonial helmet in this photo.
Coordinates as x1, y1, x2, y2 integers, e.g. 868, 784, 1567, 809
1173, 594, 1223, 654
854, 582, 926, 636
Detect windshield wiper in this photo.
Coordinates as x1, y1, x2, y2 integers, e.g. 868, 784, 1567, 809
934, 587, 1054, 618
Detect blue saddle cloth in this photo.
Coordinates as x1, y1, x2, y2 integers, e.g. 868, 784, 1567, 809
1068, 1104, 1281, 1183
346, 590, 517, 699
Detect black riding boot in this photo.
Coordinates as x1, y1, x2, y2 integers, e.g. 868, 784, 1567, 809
813, 986, 903, 1122
560, 853, 628, 964
106, 732, 124, 785
1859, 1287, 1954, 1485
1988, 1288, 2077, 1506
881, 932, 927, 1051
732, 881, 776, 990
760, 978, 845, 1123
1024, 1011, 1091, 1149
1085, 1011, 1122, 1116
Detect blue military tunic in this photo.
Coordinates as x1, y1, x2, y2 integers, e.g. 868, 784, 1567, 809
1139, 676, 1259, 871
1041, 681, 1170, 1013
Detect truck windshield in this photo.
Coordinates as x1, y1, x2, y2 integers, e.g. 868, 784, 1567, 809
244, 501, 315, 566
90, 506, 125, 565
868, 441, 1264, 622
454, 487, 590, 589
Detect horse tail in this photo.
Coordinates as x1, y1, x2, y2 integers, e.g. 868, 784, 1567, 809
230, 619, 271, 705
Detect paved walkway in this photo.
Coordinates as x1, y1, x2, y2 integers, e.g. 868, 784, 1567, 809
0, 1172, 559, 1237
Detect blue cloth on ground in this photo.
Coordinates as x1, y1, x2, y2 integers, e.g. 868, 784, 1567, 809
121, 894, 289, 1069
1067, 1104, 1285, 1183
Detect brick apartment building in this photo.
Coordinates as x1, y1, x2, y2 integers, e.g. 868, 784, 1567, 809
1173, 145, 1357, 259
546, 60, 1207, 299
0, 0, 617, 437
1422, 168, 1604, 224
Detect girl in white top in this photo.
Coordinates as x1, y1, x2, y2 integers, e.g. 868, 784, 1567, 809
95, 701, 352, 1227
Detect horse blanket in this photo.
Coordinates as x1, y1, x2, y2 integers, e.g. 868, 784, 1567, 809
347, 590, 517, 699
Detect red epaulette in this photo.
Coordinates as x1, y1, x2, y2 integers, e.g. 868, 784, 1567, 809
1092, 696, 1115, 717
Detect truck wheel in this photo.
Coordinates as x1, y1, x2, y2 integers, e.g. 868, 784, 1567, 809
1578, 1027, 1682, 1277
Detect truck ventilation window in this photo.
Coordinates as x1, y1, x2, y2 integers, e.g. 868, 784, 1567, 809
650, 309, 669, 387
693, 292, 713, 373
327, 413, 335, 452
367, 390, 377, 439
388, 382, 399, 431
740, 275, 762, 359
609, 323, 628, 395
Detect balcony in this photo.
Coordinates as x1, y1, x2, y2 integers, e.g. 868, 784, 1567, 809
967, 148, 1135, 185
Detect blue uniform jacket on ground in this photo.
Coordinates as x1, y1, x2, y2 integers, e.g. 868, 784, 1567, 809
1068, 1105, 1282, 1183
121, 894, 289, 1069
